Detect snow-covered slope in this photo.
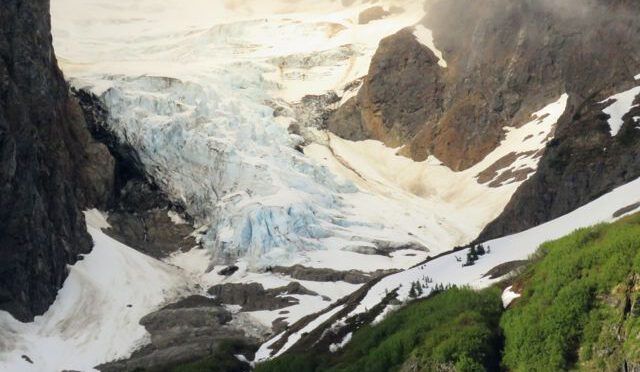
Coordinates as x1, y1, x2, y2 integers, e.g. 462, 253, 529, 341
0, 211, 192, 372
51, 0, 565, 268
351, 175, 640, 317
257, 175, 640, 359
51, 0, 436, 268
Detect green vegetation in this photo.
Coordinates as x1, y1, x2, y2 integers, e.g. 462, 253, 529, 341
501, 213, 640, 371
177, 213, 640, 372
256, 287, 504, 372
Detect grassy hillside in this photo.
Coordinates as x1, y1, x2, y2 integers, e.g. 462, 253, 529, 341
502, 213, 640, 371
256, 287, 504, 372
255, 213, 640, 372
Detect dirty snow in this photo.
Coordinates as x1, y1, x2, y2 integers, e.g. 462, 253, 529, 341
305, 94, 568, 252
349, 176, 640, 317
0, 211, 192, 372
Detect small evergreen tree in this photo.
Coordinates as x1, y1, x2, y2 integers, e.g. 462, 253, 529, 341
476, 244, 486, 256
408, 282, 417, 298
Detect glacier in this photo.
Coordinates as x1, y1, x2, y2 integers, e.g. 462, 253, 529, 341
51, 0, 435, 267
51, 0, 566, 269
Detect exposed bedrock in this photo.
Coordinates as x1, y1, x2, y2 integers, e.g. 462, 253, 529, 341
74, 88, 197, 258
208, 282, 320, 312
270, 265, 399, 284
0, 0, 115, 321
329, 0, 640, 238
97, 295, 256, 372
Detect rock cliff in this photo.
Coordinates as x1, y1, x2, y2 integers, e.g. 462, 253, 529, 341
0, 0, 114, 321
329, 0, 640, 237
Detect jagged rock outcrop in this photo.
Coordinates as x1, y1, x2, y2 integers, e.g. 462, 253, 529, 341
270, 265, 398, 284
208, 282, 320, 311
330, 0, 640, 237
97, 296, 255, 372
0, 0, 114, 321
477, 0, 640, 239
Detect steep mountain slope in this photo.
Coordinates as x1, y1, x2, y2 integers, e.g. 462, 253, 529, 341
251, 175, 640, 361
2, 0, 640, 370
254, 212, 640, 372
0, 0, 114, 321
329, 0, 640, 239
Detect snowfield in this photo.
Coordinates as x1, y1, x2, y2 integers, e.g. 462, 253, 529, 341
257, 175, 640, 359
349, 176, 640, 317
0, 211, 193, 372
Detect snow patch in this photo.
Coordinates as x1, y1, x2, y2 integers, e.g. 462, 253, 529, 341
501, 286, 521, 308
84, 208, 111, 229
600, 86, 640, 136
329, 332, 352, 353
413, 25, 447, 68
0, 212, 191, 372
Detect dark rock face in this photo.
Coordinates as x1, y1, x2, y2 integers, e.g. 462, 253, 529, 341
327, 28, 446, 150
97, 296, 254, 372
480, 93, 640, 240
74, 88, 197, 259
208, 282, 319, 311
330, 0, 640, 238
329, 0, 640, 172
270, 265, 398, 284
0, 0, 114, 321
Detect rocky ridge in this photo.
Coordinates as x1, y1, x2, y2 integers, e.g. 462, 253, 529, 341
328, 0, 640, 239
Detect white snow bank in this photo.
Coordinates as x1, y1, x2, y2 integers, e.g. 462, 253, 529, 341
329, 332, 352, 353
349, 175, 640, 317
0, 212, 191, 372
51, 0, 428, 268
501, 286, 521, 308
272, 305, 345, 359
413, 25, 447, 68
601, 85, 640, 136
305, 94, 568, 253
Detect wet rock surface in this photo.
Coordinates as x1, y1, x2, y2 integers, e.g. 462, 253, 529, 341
208, 282, 319, 311
0, 0, 115, 321
97, 295, 256, 372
